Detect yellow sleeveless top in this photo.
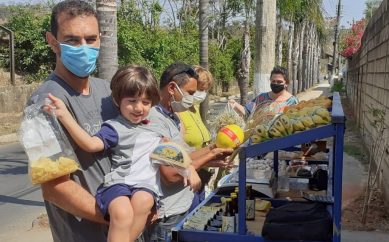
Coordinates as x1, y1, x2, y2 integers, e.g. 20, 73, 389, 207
178, 105, 211, 149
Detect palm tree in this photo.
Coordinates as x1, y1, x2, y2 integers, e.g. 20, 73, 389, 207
96, 0, 118, 81
199, 0, 210, 123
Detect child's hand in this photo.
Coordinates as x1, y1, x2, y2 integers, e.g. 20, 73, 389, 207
44, 93, 71, 120
228, 98, 237, 109
147, 209, 160, 225
185, 165, 201, 192
160, 136, 170, 143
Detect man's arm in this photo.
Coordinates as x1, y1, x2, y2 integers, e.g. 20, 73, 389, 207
228, 99, 246, 116
160, 147, 233, 183
41, 175, 107, 224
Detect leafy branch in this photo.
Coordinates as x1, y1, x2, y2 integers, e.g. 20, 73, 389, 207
361, 105, 387, 224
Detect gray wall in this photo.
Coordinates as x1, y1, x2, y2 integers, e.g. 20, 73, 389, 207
0, 84, 37, 113
346, 0, 389, 211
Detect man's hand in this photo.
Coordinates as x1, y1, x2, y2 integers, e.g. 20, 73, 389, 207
185, 165, 201, 192
205, 158, 234, 169
208, 144, 234, 161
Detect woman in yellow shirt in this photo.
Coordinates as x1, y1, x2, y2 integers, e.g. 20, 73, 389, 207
178, 65, 212, 148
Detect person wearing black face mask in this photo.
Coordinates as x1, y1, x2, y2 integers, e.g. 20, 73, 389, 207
229, 66, 299, 117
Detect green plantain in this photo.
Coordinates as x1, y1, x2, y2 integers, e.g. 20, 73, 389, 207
279, 115, 293, 135
251, 134, 262, 144
268, 127, 283, 138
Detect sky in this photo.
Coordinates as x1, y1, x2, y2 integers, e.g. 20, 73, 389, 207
3, 0, 367, 29
323, 0, 366, 28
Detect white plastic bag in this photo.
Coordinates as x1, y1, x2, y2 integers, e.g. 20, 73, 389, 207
209, 103, 245, 140
19, 97, 79, 184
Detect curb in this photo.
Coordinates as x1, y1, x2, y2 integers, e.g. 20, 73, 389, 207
0, 133, 18, 145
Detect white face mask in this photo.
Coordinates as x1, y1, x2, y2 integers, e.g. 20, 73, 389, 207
193, 91, 207, 104
171, 83, 194, 112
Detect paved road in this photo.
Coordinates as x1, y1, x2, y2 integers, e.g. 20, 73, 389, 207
0, 142, 47, 242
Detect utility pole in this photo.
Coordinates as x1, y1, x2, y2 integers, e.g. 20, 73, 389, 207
331, 0, 342, 82
253, 0, 277, 95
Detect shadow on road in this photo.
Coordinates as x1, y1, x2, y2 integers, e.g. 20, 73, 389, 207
0, 193, 44, 207
0, 159, 27, 175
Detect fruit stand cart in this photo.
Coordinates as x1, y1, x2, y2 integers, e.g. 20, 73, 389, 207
171, 92, 345, 242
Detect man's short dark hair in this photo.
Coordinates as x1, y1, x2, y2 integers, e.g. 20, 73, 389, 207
271, 66, 290, 84
51, 0, 98, 38
160, 63, 199, 89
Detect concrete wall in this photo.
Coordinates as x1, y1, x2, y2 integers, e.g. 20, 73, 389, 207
346, 0, 389, 210
0, 84, 37, 113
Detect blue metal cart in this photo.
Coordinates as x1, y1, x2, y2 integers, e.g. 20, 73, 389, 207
172, 92, 345, 242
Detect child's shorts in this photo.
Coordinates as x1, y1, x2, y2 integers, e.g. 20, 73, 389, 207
95, 183, 159, 221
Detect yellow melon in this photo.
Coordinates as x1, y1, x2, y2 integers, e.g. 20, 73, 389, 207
215, 124, 244, 148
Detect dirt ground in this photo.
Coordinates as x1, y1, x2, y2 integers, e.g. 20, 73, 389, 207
341, 96, 389, 232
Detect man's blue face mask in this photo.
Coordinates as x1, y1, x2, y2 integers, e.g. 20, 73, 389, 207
59, 42, 100, 78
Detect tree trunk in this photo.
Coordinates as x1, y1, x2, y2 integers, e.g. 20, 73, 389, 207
303, 23, 310, 91
317, 43, 321, 84
276, 14, 283, 66
311, 37, 316, 87
292, 21, 300, 95
199, 0, 210, 124
254, 0, 277, 95
237, 19, 251, 105
297, 21, 306, 93
287, 21, 294, 93
306, 22, 313, 90
311, 25, 317, 87
96, 0, 118, 81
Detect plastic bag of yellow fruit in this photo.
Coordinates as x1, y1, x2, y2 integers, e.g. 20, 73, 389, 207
19, 95, 79, 185
29, 156, 79, 184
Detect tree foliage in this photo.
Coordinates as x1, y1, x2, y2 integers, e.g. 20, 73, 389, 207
0, 0, 326, 92
0, 5, 53, 83
0, 1, 246, 89
364, 0, 382, 21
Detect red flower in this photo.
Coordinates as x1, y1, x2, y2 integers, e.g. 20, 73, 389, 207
340, 19, 366, 58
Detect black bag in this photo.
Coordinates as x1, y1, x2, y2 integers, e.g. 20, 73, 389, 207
262, 202, 332, 241
309, 169, 328, 191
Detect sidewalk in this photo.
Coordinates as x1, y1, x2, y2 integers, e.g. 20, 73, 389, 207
1, 82, 388, 242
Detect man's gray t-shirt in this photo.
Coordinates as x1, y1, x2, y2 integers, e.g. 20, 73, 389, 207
27, 73, 118, 242
144, 106, 194, 218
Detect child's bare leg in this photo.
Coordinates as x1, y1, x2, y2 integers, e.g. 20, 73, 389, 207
107, 196, 134, 242
129, 191, 155, 241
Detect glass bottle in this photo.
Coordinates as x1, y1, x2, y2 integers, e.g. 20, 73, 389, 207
246, 185, 255, 220
221, 198, 235, 233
